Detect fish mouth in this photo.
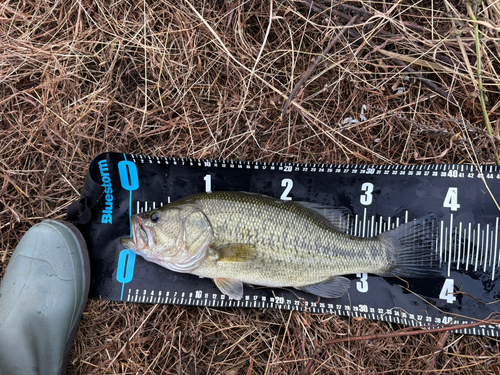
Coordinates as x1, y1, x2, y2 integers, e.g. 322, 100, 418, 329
120, 215, 150, 252
132, 215, 150, 250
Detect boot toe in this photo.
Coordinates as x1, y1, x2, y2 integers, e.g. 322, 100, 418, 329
0, 220, 90, 375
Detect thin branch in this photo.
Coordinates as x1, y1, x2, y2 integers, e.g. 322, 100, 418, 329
281, 14, 360, 118
323, 318, 498, 345
391, 58, 459, 106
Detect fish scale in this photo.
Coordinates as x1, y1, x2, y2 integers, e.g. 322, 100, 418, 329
180, 192, 385, 282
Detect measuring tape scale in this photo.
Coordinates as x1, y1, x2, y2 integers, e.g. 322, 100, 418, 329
87, 153, 500, 337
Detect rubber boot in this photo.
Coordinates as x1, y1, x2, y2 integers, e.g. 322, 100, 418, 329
0, 220, 90, 375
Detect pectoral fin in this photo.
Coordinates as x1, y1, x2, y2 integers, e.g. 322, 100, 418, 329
213, 243, 256, 262
296, 276, 351, 298
213, 278, 244, 300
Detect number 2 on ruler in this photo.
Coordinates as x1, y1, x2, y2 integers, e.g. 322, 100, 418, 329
281, 179, 293, 200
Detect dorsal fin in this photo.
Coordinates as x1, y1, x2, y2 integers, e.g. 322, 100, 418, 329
295, 202, 353, 233
235, 192, 354, 233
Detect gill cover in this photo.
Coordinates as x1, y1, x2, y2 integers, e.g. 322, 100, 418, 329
142, 203, 213, 273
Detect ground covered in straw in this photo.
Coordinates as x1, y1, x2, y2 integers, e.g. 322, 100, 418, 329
1, 0, 500, 373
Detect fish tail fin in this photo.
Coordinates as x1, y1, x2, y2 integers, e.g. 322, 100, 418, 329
378, 215, 443, 277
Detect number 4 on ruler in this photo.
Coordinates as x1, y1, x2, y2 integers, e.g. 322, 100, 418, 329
443, 187, 460, 211
439, 278, 457, 303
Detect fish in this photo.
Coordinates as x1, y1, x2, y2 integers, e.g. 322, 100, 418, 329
120, 191, 442, 300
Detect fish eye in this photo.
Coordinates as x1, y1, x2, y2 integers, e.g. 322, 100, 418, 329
150, 211, 160, 223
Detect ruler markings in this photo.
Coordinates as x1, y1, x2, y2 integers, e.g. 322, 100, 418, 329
472, 229, 477, 270
466, 224, 472, 271
443, 227, 450, 270
493, 218, 499, 279
489, 230, 493, 268
480, 230, 485, 271
362, 208, 367, 238
115, 287, 496, 334
439, 221, 444, 266
120, 159, 500, 337
484, 226, 489, 272
475, 224, 480, 271
447, 214, 453, 277
457, 222, 462, 270
454, 226, 458, 263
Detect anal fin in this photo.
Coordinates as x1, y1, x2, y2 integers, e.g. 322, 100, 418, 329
213, 278, 244, 300
296, 276, 351, 298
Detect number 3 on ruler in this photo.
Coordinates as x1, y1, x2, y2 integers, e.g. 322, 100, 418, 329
360, 182, 374, 205
356, 273, 368, 292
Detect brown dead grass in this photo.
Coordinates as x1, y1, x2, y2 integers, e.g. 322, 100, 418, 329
1, 0, 500, 373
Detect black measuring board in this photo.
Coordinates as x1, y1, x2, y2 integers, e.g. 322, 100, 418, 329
74, 153, 500, 337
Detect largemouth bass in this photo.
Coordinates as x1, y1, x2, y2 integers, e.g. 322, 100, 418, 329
120, 191, 442, 300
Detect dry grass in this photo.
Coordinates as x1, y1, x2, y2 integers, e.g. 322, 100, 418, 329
1, 0, 500, 373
